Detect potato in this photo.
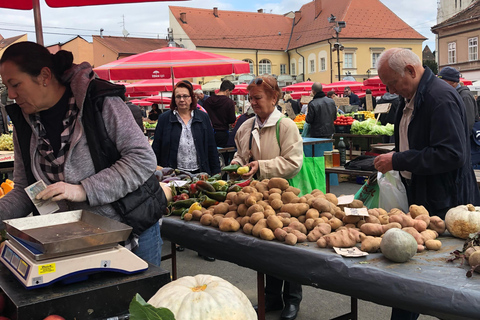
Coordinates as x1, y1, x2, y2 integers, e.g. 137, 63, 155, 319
242, 186, 257, 194
255, 182, 269, 193
425, 239, 442, 251
183, 213, 193, 221
211, 215, 224, 228
233, 192, 249, 205
274, 228, 288, 241
225, 211, 238, 219
244, 195, 257, 207
325, 193, 338, 205
243, 222, 254, 235
287, 220, 307, 234
226, 192, 237, 202
285, 233, 298, 245
348, 199, 364, 208
282, 191, 298, 204
409, 204, 429, 218
240, 216, 250, 227
200, 213, 213, 226
268, 193, 282, 202
237, 203, 248, 216
270, 198, 284, 210
305, 208, 320, 220
428, 216, 446, 235
280, 203, 310, 217
213, 202, 229, 215
291, 229, 307, 242
228, 204, 238, 212
311, 198, 331, 212
219, 217, 240, 232
360, 236, 382, 253
252, 219, 268, 237
268, 188, 283, 194
259, 228, 275, 240
267, 177, 289, 191
267, 215, 283, 230
191, 210, 203, 221
246, 204, 264, 216
263, 208, 276, 218
250, 212, 265, 225
327, 217, 343, 230
285, 186, 301, 196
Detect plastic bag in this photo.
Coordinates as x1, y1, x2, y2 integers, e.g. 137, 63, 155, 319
377, 171, 409, 213
301, 122, 310, 137
288, 156, 325, 196
354, 179, 379, 209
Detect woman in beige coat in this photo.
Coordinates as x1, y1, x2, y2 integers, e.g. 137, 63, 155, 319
230, 75, 303, 320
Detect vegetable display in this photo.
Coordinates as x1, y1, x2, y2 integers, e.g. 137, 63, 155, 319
0, 179, 14, 198
444, 204, 480, 239
350, 119, 394, 136
0, 134, 13, 151
147, 275, 257, 320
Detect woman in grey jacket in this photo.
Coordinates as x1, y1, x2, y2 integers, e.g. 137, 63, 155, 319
0, 41, 171, 266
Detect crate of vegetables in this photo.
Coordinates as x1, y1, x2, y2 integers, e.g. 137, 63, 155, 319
334, 115, 354, 133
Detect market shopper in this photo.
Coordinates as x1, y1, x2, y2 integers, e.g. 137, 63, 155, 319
374, 47, 480, 320
343, 86, 360, 107
0, 41, 171, 266
305, 82, 337, 138
148, 103, 160, 121
194, 89, 210, 107
437, 66, 479, 133
230, 75, 303, 320
283, 93, 301, 115
360, 88, 377, 111
202, 80, 236, 147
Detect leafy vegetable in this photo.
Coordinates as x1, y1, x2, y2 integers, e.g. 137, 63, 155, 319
350, 119, 394, 136
129, 293, 176, 320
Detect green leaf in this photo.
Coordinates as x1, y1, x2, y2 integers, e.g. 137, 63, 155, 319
129, 293, 176, 320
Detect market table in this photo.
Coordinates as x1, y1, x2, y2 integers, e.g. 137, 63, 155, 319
333, 133, 383, 159
324, 167, 375, 192
162, 216, 480, 320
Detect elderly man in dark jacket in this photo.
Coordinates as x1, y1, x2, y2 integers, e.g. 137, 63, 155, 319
438, 66, 479, 134
374, 47, 480, 320
305, 82, 337, 138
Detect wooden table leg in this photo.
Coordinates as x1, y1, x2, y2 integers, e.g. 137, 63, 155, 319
171, 242, 177, 280
257, 272, 265, 320
326, 172, 331, 193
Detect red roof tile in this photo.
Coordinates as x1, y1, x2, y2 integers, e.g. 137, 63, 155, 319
170, 0, 425, 51
93, 35, 169, 55
0, 34, 26, 50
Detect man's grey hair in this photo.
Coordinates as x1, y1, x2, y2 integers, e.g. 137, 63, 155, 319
377, 48, 421, 76
311, 82, 323, 93
194, 89, 204, 95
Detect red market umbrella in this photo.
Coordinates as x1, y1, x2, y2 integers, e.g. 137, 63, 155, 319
0, 0, 184, 45
460, 78, 473, 86
363, 76, 385, 87
125, 79, 202, 93
231, 83, 249, 95
93, 47, 250, 81
323, 80, 364, 93
290, 91, 312, 99
282, 81, 316, 92
129, 99, 153, 106
143, 96, 172, 104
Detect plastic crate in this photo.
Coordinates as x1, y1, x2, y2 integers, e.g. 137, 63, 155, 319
335, 125, 351, 133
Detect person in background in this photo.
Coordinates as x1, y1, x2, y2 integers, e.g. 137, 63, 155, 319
373, 48, 480, 320
326, 91, 337, 99
202, 80, 236, 147
194, 89, 210, 107
0, 41, 171, 266
343, 86, 360, 106
360, 89, 377, 111
438, 66, 479, 134
305, 82, 337, 138
125, 100, 145, 132
283, 93, 301, 115
0, 102, 7, 134
231, 75, 303, 320
376, 86, 400, 143
148, 103, 160, 121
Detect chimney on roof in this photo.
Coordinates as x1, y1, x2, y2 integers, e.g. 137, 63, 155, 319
315, 0, 322, 19
294, 11, 301, 24
213, 7, 219, 17
180, 12, 187, 24
258, 9, 264, 13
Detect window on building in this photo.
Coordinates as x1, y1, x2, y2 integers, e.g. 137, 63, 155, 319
309, 60, 315, 73
448, 42, 456, 64
258, 59, 271, 75
469, 37, 478, 61
320, 57, 326, 71
243, 59, 254, 74
372, 52, 381, 69
344, 53, 353, 68
280, 64, 286, 75
291, 63, 296, 75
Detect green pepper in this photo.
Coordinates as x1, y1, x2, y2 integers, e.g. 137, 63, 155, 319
169, 207, 187, 216
173, 198, 198, 208
210, 173, 222, 180
196, 180, 216, 193
204, 191, 227, 202
221, 164, 241, 172
200, 195, 219, 208
227, 184, 242, 193
180, 208, 190, 219
211, 181, 228, 191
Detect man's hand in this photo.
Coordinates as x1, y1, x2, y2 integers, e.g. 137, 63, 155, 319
374, 153, 394, 174
36, 182, 87, 202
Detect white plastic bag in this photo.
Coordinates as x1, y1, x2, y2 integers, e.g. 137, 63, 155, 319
377, 171, 409, 213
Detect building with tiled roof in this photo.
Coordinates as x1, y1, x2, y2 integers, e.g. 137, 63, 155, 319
93, 35, 168, 68
0, 34, 28, 58
432, 1, 480, 80
46, 36, 93, 66
169, 0, 426, 84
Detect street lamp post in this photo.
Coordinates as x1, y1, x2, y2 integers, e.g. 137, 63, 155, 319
328, 15, 346, 81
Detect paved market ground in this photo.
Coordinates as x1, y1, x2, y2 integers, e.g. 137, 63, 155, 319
160, 181, 438, 320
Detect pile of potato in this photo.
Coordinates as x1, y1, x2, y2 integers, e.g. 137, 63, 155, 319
183, 177, 446, 253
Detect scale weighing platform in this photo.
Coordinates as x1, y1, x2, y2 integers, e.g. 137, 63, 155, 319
0, 210, 148, 289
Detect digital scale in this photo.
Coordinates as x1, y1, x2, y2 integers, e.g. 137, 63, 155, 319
0, 210, 148, 289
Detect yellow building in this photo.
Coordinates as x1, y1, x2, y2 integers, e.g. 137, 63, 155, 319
169, 0, 426, 84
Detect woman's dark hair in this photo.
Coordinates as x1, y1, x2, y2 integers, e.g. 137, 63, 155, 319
170, 80, 198, 111
0, 41, 73, 85
151, 103, 159, 110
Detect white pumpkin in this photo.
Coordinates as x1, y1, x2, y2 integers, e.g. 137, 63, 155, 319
445, 204, 480, 239
147, 274, 257, 320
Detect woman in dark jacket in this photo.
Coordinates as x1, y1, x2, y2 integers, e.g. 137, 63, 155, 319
152, 81, 220, 175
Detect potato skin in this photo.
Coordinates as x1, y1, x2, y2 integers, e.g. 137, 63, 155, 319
259, 228, 275, 240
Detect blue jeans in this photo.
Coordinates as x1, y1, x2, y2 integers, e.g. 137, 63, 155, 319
133, 222, 163, 266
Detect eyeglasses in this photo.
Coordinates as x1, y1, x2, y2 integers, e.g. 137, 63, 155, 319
249, 77, 275, 90
175, 95, 191, 100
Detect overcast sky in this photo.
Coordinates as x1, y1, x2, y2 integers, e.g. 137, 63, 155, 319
0, 0, 437, 50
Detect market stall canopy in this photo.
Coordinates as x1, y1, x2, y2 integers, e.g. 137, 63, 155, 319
214, 83, 249, 95
93, 47, 250, 81
282, 81, 316, 92
143, 96, 172, 104
290, 91, 312, 99
0, 0, 185, 45
125, 79, 201, 93
460, 78, 473, 86
202, 79, 222, 92
129, 99, 153, 106
322, 80, 364, 93
363, 76, 385, 87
